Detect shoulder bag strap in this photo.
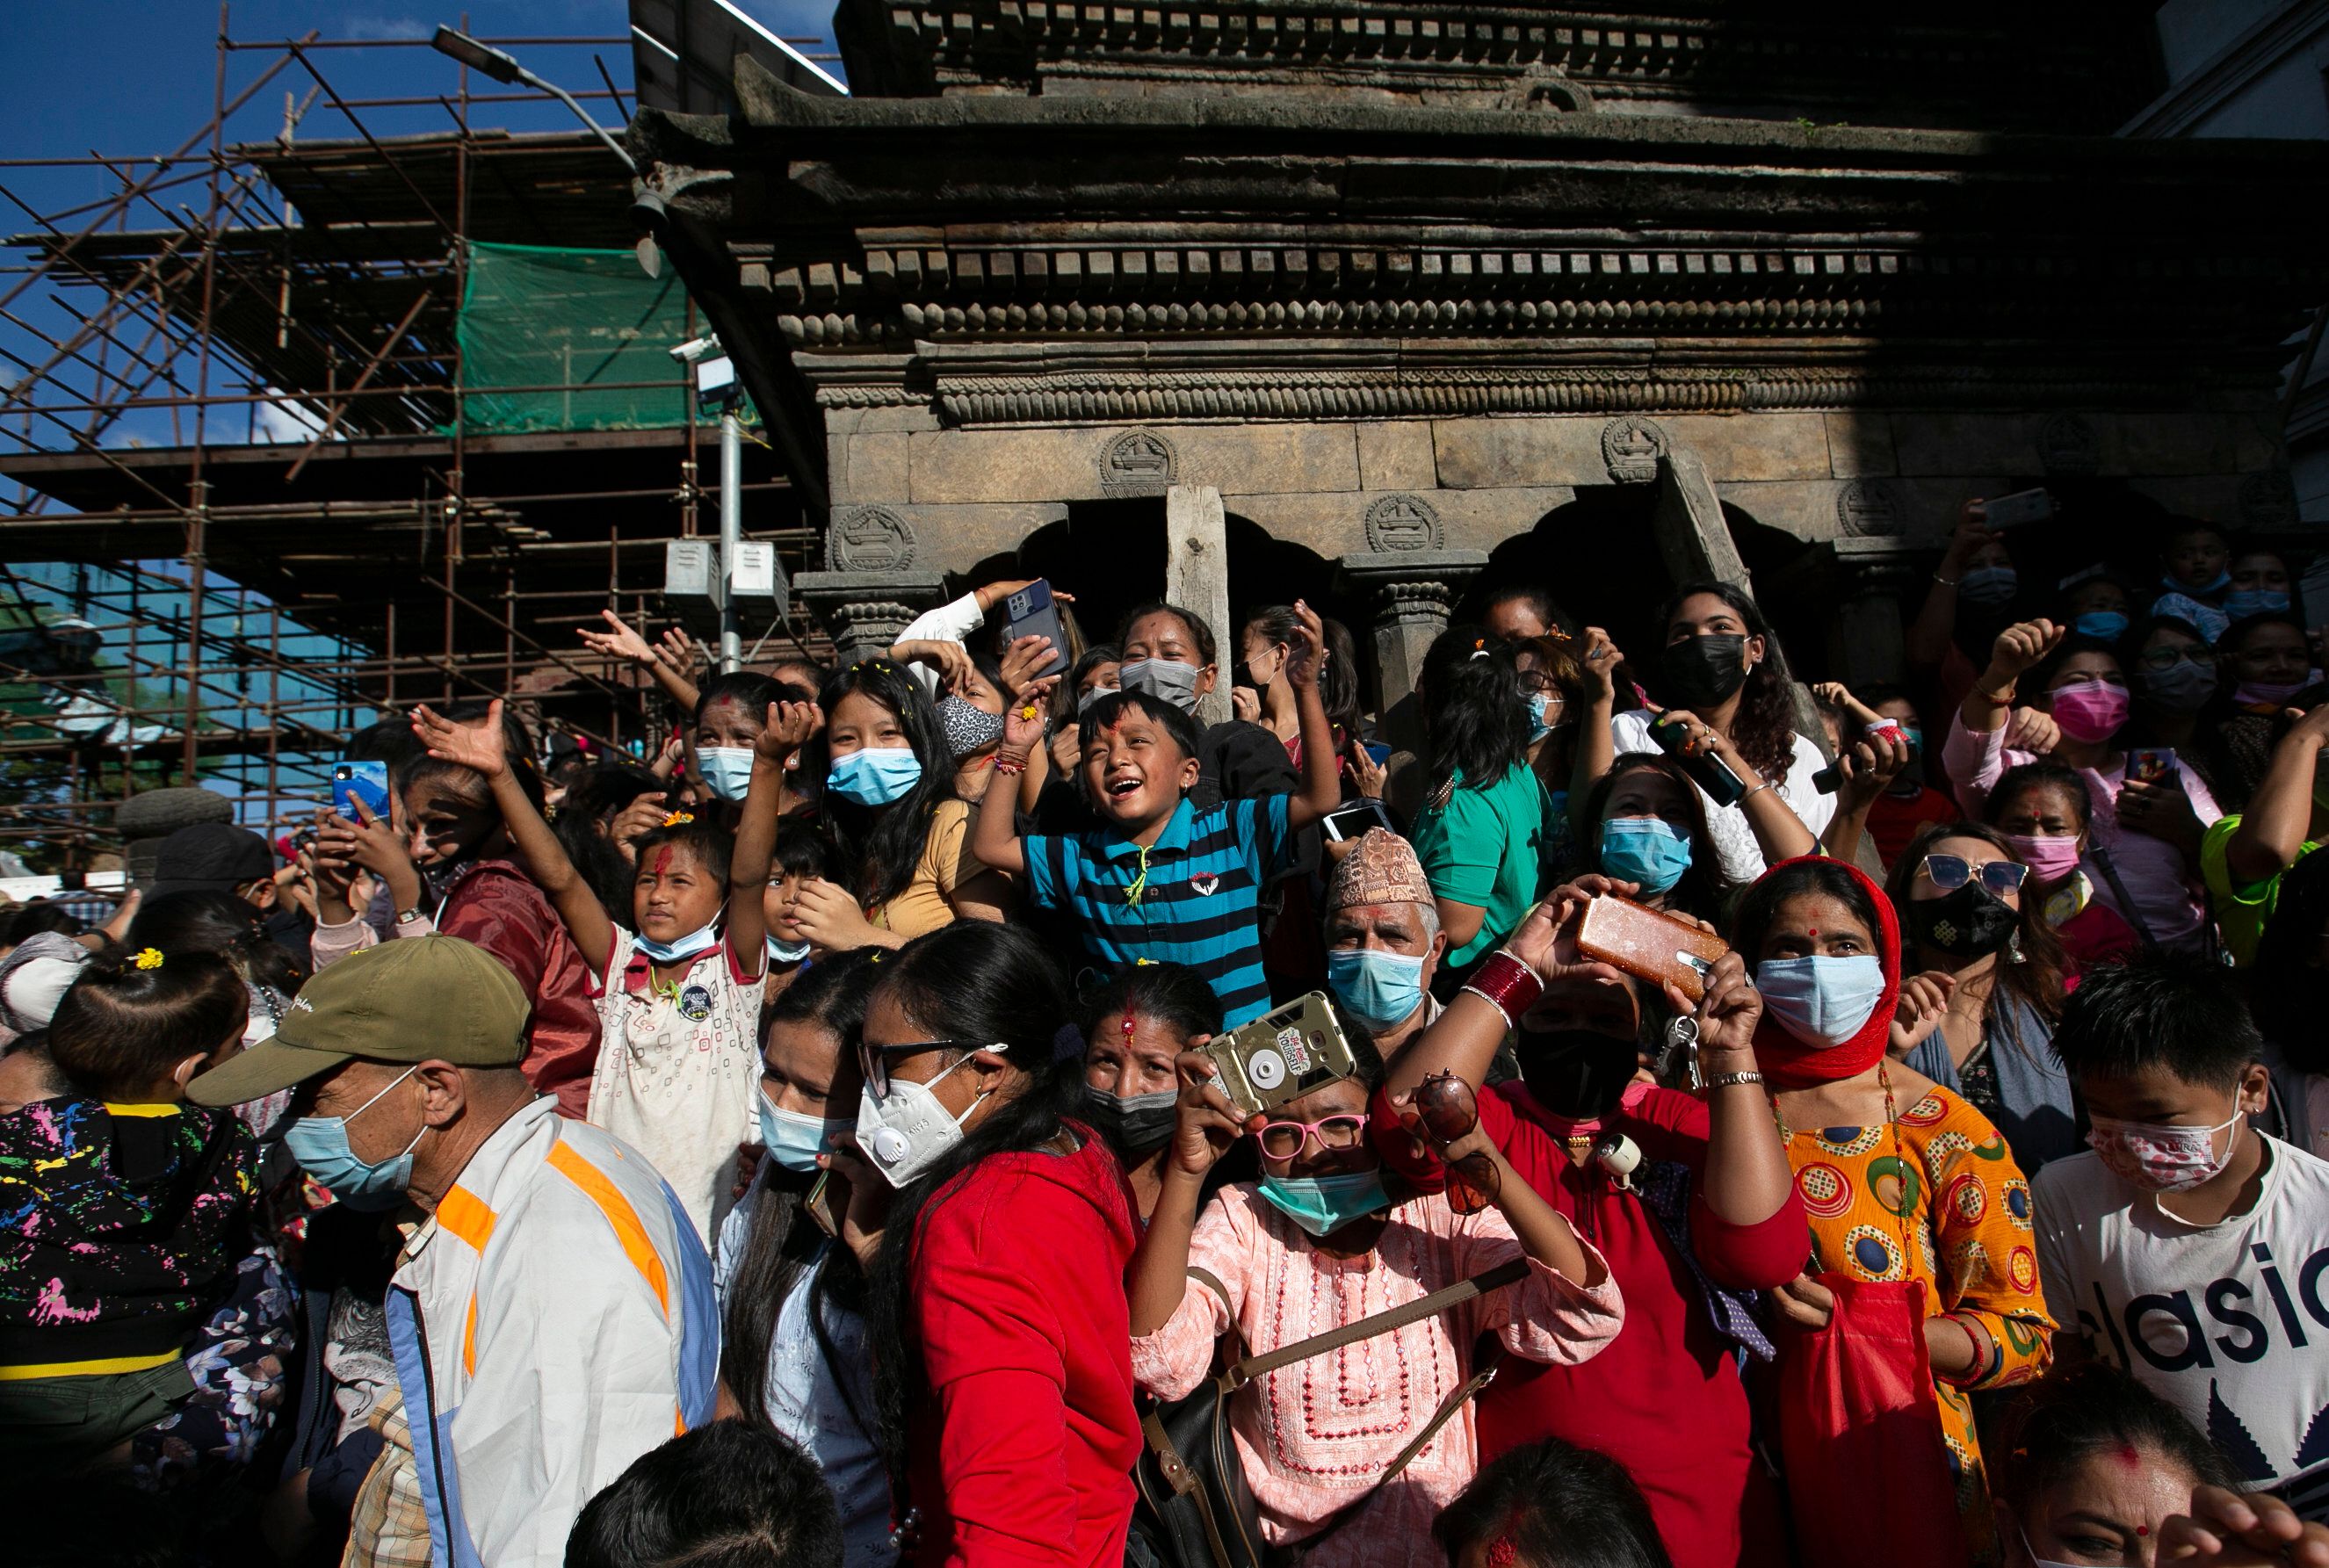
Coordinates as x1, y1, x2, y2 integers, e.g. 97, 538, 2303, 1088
1224, 1257, 1527, 1390
2086, 845, 2161, 953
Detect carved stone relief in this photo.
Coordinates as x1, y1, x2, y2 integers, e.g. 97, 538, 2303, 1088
1600, 415, 1667, 484
828, 506, 918, 572
1835, 479, 1906, 538
1098, 430, 1177, 495
2038, 413, 2099, 476
1363, 494, 1443, 553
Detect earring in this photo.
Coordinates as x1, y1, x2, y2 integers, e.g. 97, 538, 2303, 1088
2007, 929, 2026, 965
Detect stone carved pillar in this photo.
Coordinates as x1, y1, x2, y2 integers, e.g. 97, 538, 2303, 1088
1827, 538, 1920, 690
1337, 547, 1489, 713
794, 573, 948, 667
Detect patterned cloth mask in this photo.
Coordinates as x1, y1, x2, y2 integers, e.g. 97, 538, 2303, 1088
2087, 1109, 2243, 1193
937, 694, 1006, 760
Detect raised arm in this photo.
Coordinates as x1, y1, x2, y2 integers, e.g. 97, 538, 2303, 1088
1960, 618, 2065, 737
1667, 953, 1794, 1228
1567, 626, 1624, 819
1906, 501, 1998, 675
1283, 600, 1342, 830
971, 683, 1052, 878
1411, 1075, 1598, 1286
1128, 1046, 1248, 1337
412, 698, 615, 972
579, 608, 700, 715
1819, 728, 1912, 865
729, 699, 821, 970
2225, 705, 2329, 885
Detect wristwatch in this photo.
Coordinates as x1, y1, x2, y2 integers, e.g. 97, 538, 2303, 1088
395, 905, 428, 926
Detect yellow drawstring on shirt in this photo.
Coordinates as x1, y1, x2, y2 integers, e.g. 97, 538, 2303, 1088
1125, 844, 1153, 908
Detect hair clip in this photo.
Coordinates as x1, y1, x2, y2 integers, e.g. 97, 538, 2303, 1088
1547, 625, 1573, 644
662, 811, 695, 827
133, 947, 164, 971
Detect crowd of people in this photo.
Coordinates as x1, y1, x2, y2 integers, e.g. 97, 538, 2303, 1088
6, 500, 2329, 1568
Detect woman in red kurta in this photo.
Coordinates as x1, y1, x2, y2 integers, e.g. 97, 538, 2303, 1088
1375, 877, 1809, 1568
854, 921, 1140, 1568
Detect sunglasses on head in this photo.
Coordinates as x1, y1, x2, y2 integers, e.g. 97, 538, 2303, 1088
1920, 854, 2028, 898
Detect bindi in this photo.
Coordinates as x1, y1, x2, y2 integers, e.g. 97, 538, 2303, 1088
652, 844, 675, 876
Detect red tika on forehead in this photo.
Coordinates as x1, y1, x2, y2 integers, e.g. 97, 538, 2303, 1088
651, 843, 675, 876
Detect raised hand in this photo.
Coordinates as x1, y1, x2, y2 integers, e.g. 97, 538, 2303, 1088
1942, 498, 2002, 576
1002, 678, 1056, 755
756, 700, 823, 762
2159, 1484, 2329, 1567
2002, 706, 2062, 755
791, 877, 885, 953
607, 791, 669, 859
1578, 625, 1624, 704
1412, 1071, 1501, 1213
656, 625, 698, 674
577, 608, 656, 668
1167, 1045, 1254, 1177
1889, 971, 1955, 1057
1985, 619, 2065, 685
1230, 686, 1262, 723
1283, 600, 1327, 691
1676, 950, 1762, 1062
1049, 720, 1082, 777
996, 633, 1056, 700
411, 700, 508, 779
1833, 727, 1912, 812
1348, 738, 1387, 799
890, 637, 974, 694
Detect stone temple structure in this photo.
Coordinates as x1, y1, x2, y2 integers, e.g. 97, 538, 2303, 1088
631, 4, 2326, 712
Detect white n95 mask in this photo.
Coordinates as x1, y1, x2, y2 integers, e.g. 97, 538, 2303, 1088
855, 1053, 991, 1189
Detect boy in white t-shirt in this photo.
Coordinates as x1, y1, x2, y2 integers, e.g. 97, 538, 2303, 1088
2036, 957, 2329, 1521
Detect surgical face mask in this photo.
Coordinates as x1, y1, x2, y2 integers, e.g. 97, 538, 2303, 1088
698, 747, 755, 802
2048, 682, 2129, 744
2224, 588, 2291, 621
2006, 832, 2083, 884
1075, 683, 1118, 714
633, 917, 721, 965
1119, 658, 1202, 714
758, 1087, 842, 1174
1257, 1167, 1392, 1239
1599, 816, 1693, 895
284, 1067, 424, 1203
2165, 568, 2231, 596
855, 1052, 990, 1189
1325, 948, 1428, 1033
1526, 692, 1558, 744
2087, 1107, 2244, 1193
2073, 611, 2130, 643
2139, 659, 2217, 714
1516, 1028, 1638, 1122
937, 694, 1006, 760
1906, 883, 2019, 961
2234, 678, 2309, 710
1657, 633, 1750, 709
2017, 1526, 2085, 1568
1958, 566, 2018, 609
1754, 955, 1887, 1049
766, 934, 812, 965
827, 745, 923, 806
1078, 1082, 1180, 1155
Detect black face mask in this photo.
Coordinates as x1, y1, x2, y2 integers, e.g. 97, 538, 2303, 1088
1077, 1083, 1179, 1155
1657, 634, 1750, 709
1515, 1028, 1640, 1121
1907, 883, 2020, 960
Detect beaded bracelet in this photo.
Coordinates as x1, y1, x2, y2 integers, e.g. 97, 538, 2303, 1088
1460, 950, 1544, 1029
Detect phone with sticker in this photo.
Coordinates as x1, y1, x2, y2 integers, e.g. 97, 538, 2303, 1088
2125, 748, 2177, 786
1203, 991, 1358, 1120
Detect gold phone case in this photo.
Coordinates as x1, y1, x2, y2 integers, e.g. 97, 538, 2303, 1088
1202, 992, 1358, 1120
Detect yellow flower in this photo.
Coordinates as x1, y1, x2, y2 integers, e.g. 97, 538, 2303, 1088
661, 811, 695, 827
132, 947, 164, 971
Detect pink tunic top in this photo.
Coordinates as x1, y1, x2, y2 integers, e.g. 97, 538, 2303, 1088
1941, 712, 2220, 950
1130, 1185, 1623, 1568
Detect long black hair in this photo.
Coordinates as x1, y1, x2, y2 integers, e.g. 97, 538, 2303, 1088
863, 921, 1079, 1482
1418, 624, 1530, 808
1654, 581, 1796, 787
721, 949, 883, 1434
816, 658, 955, 911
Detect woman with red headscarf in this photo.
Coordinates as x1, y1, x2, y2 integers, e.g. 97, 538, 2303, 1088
1732, 856, 2054, 1568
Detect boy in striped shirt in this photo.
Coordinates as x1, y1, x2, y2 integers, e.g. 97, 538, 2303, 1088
973, 601, 1343, 1025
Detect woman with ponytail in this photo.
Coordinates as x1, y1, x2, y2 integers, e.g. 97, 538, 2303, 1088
1733, 856, 2054, 1568
848, 921, 1139, 1567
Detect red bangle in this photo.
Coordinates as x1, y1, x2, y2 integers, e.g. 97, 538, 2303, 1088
1461, 951, 1544, 1029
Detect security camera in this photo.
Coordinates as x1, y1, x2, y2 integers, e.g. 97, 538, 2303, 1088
669, 333, 721, 365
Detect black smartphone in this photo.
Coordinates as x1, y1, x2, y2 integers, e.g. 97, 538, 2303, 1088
1002, 580, 1068, 679
1648, 712, 1749, 807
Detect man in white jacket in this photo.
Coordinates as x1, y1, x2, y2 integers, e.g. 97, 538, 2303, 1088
193, 935, 716, 1568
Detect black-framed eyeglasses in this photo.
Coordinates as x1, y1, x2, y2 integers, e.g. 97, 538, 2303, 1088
2138, 646, 2209, 671
857, 1037, 988, 1099
1920, 854, 2028, 897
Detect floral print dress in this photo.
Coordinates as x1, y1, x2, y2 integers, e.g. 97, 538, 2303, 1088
1777, 1083, 2055, 1557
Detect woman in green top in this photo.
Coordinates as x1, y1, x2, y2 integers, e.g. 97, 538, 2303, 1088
2204, 684, 2329, 965
1410, 625, 1544, 994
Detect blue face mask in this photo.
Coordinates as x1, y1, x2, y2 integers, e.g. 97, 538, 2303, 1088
757, 1087, 842, 1174
1754, 955, 1888, 1049
2224, 588, 2290, 621
1257, 1167, 1392, 1239
284, 1067, 424, 1203
2165, 569, 2231, 596
634, 918, 721, 965
1526, 692, 1556, 745
1958, 566, 2018, 609
827, 746, 922, 806
1325, 948, 1428, 1032
698, 747, 755, 802
2073, 611, 2129, 643
767, 934, 811, 965
1599, 816, 1693, 894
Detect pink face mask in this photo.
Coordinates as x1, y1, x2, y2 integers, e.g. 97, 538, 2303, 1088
2048, 681, 2130, 744
2087, 1109, 2242, 1192
2006, 833, 2082, 884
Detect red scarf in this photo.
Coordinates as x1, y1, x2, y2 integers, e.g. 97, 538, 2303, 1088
1746, 856, 1902, 1092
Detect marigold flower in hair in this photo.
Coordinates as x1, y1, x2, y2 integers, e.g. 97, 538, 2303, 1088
132, 947, 164, 971
662, 811, 695, 827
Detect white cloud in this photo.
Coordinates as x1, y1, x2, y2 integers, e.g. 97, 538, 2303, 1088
342, 14, 430, 41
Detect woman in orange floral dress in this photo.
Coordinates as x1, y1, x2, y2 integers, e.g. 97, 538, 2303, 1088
1732, 856, 2054, 1568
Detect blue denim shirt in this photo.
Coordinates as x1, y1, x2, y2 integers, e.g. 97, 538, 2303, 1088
717, 1174, 894, 1568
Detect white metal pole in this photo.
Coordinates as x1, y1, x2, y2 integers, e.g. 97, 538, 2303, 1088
720, 403, 743, 673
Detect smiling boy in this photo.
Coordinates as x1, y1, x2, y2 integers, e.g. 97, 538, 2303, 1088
973, 601, 1342, 1024
2035, 957, 2329, 1521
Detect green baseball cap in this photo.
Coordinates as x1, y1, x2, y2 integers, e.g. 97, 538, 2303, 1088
188, 935, 531, 1107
